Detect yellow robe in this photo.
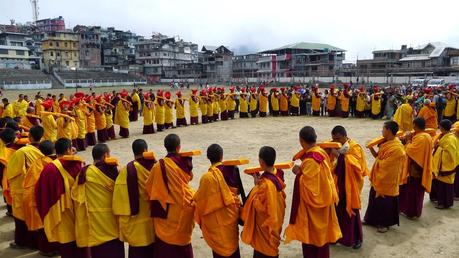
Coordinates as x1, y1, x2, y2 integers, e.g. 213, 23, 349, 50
226, 96, 236, 112
400, 132, 433, 192
393, 103, 414, 132
146, 157, 195, 246
132, 93, 141, 110
212, 99, 219, 115
175, 100, 185, 119
433, 133, 458, 184
42, 114, 57, 142
2, 103, 14, 118
190, 97, 199, 117
194, 164, 240, 257
155, 103, 165, 125
143, 103, 154, 126
327, 93, 336, 111
285, 146, 342, 247
75, 108, 87, 139
312, 93, 321, 112
95, 108, 107, 131
259, 94, 268, 113
35, 99, 44, 115
86, 109, 96, 134
370, 138, 406, 197
23, 156, 54, 230
418, 106, 438, 129
356, 94, 366, 112
105, 111, 114, 129
371, 95, 381, 115
240, 96, 248, 113
199, 98, 207, 117
271, 94, 279, 111
339, 92, 350, 112
6, 145, 44, 221
280, 94, 289, 112
444, 98, 457, 118
57, 117, 72, 140
114, 101, 130, 129
72, 164, 119, 247
113, 160, 155, 246
291, 93, 300, 108
219, 97, 227, 112
207, 99, 213, 117
165, 102, 174, 124
241, 170, 286, 257
249, 95, 258, 111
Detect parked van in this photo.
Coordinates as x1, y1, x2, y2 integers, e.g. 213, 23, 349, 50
427, 79, 445, 88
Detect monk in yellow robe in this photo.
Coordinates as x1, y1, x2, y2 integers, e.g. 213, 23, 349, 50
36, 138, 86, 258
164, 92, 175, 129
212, 91, 220, 121
57, 101, 73, 141
249, 88, 258, 118
443, 92, 456, 122
370, 87, 382, 119
241, 146, 285, 258
155, 91, 166, 131
6, 125, 45, 249
227, 87, 236, 119
199, 90, 209, 123
393, 100, 415, 132
329, 126, 368, 249
207, 92, 215, 122
190, 90, 200, 124
194, 144, 242, 258
364, 121, 406, 233
94, 96, 108, 142
259, 87, 268, 117
72, 143, 124, 258
105, 102, 116, 140
142, 93, 155, 134
340, 85, 351, 118
22, 107, 42, 129
0, 128, 21, 217
239, 89, 249, 118
355, 87, 366, 118
85, 98, 97, 146
113, 139, 156, 258
311, 87, 321, 116
52, 95, 60, 113
218, 89, 229, 121
74, 97, 88, 151
399, 117, 433, 219
280, 88, 289, 116
327, 86, 337, 117
13, 94, 27, 117
129, 89, 141, 122
146, 134, 195, 258
430, 120, 457, 209
2, 98, 14, 118
270, 88, 280, 117
114, 91, 131, 138
290, 90, 300, 116
41, 99, 58, 142
452, 121, 459, 200
22, 140, 58, 255
417, 99, 438, 129
285, 127, 341, 257
175, 91, 187, 126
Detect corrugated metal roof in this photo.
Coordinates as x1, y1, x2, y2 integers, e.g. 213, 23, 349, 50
399, 55, 430, 61
262, 42, 345, 52
414, 42, 457, 58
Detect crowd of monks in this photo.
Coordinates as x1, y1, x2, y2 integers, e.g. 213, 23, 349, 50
0, 84, 458, 258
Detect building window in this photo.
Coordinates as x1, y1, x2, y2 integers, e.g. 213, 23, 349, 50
65, 42, 68, 48
0, 49, 8, 54
50, 51, 54, 56
50, 42, 53, 47
56, 42, 59, 47
73, 42, 76, 48
16, 50, 25, 56
66, 61, 69, 66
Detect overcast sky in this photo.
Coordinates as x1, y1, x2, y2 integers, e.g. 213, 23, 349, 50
2, 0, 459, 62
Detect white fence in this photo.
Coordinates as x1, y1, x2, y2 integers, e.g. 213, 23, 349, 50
1, 81, 52, 90
63, 80, 148, 88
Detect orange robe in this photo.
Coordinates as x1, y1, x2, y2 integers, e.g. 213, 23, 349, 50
393, 103, 414, 132
400, 132, 433, 192
22, 156, 54, 230
6, 144, 44, 221
146, 155, 195, 246
193, 164, 240, 257
417, 106, 438, 129
240, 169, 286, 257
285, 146, 342, 247
370, 139, 406, 197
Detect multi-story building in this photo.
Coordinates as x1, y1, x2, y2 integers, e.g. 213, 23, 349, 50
101, 27, 143, 70
135, 33, 199, 81
232, 54, 259, 79
36, 16, 65, 33
357, 42, 459, 76
74, 25, 101, 68
42, 31, 79, 71
199, 45, 233, 83
0, 45, 31, 69
257, 42, 345, 79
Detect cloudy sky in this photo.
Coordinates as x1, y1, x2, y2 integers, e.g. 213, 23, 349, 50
2, 0, 459, 62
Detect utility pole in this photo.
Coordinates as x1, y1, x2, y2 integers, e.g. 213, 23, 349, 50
30, 0, 39, 23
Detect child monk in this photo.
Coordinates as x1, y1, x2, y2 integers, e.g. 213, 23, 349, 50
142, 93, 155, 134
189, 89, 199, 125
194, 144, 241, 258
241, 146, 286, 258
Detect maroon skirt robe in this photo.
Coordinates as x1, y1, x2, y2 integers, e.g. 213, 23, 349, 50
364, 187, 399, 228
399, 176, 425, 218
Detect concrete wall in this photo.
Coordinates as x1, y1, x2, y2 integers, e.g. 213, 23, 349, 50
2, 82, 52, 90
63, 80, 147, 88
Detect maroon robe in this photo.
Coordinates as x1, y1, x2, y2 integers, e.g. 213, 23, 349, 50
364, 187, 399, 228
399, 176, 425, 218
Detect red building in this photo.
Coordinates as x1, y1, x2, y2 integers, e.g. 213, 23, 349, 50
36, 16, 65, 33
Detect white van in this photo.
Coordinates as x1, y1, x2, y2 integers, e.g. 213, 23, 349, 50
427, 79, 445, 88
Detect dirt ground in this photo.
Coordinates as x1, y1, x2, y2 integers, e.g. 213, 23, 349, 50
0, 86, 458, 258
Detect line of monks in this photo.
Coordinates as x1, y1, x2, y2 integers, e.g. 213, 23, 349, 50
1, 109, 459, 258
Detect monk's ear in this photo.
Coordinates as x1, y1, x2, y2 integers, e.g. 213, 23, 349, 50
176, 145, 181, 153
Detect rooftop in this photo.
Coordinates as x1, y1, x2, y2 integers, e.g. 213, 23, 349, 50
261, 42, 345, 53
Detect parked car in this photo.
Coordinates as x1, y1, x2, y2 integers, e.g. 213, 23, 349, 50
410, 78, 427, 88
427, 79, 445, 88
